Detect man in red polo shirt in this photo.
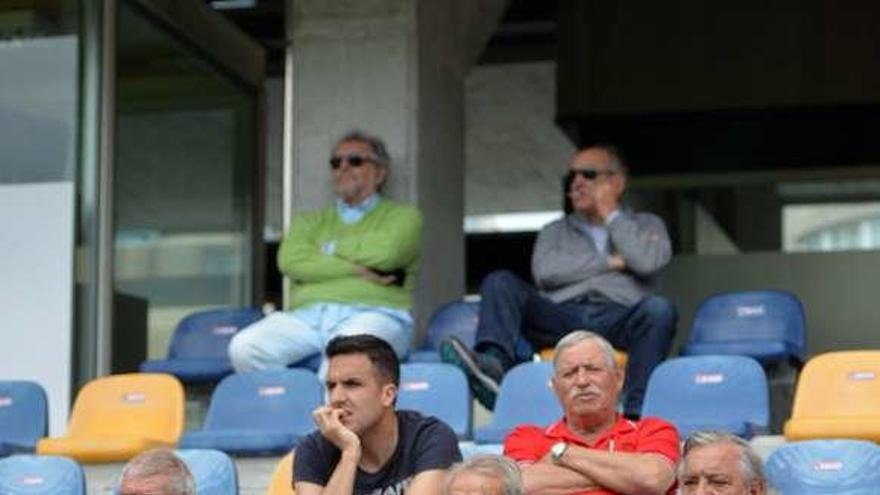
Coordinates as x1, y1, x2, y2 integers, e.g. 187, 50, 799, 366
504, 330, 679, 495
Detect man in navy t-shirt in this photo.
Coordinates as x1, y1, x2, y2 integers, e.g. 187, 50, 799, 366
294, 334, 461, 495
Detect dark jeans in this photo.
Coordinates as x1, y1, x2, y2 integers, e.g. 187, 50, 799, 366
475, 270, 677, 417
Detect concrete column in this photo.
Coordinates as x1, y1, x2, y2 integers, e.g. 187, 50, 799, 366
286, 0, 506, 338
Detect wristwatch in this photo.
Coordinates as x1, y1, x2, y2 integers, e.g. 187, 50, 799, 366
550, 441, 569, 464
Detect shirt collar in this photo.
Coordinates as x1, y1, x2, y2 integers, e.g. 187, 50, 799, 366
545, 415, 636, 448
568, 213, 610, 252
336, 194, 380, 224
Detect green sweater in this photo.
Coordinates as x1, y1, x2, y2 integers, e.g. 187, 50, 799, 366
278, 198, 422, 311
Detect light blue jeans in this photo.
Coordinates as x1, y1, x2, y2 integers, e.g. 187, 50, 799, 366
228, 302, 413, 376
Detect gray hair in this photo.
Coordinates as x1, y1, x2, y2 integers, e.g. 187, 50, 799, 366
585, 143, 628, 176
119, 448, 195, 495
679, 430, 765, 488
552, 330, 617, 372
335, 130, 391, 168
445, 455, 523, 495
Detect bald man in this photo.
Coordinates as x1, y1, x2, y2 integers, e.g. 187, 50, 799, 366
442, 145, 676, 418
445, 455, 522, 495
119, 449, 195, 495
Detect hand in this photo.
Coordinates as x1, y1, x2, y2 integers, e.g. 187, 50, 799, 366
355, 265, 396, 285
608, 254, 626, 271
313, 405, 361, 456
592, 180, 620, 221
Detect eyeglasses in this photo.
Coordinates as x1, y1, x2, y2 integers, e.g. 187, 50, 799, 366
565, 168, 617, 182
329, 153, 375, 170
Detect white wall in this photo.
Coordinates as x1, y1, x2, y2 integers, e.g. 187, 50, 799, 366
465, 61, 576, 215
0, 183, 74, 436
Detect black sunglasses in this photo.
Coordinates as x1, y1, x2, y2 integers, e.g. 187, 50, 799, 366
329, 154, 374, 170
565, 168, 617, 182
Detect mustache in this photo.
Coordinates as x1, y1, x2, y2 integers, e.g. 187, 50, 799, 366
568, 385, 601, 399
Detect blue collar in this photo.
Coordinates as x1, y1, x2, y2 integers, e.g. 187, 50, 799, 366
569, 213, 610, 253
336, 194, 380, 224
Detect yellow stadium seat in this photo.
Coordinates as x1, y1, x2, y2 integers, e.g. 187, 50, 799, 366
540, 347, 629, 371
785, 351, 880, 441
267, 451, 295, 495
37, 373, 184, 463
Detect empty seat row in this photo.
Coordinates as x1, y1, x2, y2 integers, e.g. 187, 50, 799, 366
9, 348, 880, 464
9, 349, 880, 463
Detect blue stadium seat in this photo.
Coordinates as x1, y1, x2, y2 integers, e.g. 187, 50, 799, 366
409, 301, 480, 362
641, 355, 769, 438
681, 290, 807, 366
179, 369, 322, 455
140, 307, 264, 383
398, 363, 471, 439
474, 362, 561, 444
0, 381, 48, 457
175, 449, 238, 495
0, 455, 84, 495
459, 442, 503, 459
766, 439, 880, 494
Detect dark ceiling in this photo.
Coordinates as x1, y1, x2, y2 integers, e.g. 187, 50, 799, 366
212, 0, 880, 178
208, 0, 557, 77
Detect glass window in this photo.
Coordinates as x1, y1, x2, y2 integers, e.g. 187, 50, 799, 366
114, 0, 258, 358
784, 202, 880, 252
0, 1, 78, 183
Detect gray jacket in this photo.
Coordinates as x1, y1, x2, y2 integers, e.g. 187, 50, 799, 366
531, 211, 671, 306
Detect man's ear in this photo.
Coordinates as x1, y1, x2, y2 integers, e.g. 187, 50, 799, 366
550, 375, 562, 398
614, 366, 625, 394
381, 382, 397, 407
749, 480, 766, 495
611, 173, 626, 198
376, 166, 389, 189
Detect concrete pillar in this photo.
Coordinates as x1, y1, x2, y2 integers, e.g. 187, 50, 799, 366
286, 0, 506, 338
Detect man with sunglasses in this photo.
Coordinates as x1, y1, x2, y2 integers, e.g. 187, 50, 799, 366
230, 130, 422, 374
441, 144, 675, 420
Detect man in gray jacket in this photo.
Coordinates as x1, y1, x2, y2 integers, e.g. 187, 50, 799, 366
441, 145, 676, 419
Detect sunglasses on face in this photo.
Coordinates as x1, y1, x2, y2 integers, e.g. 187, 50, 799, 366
329, 153, 375, 170
565, 168, 617, 182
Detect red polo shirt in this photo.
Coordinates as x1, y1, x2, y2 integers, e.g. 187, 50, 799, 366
504, 415, 680, 495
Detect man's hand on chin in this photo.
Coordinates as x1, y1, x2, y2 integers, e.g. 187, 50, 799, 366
592, 181, 620, 221
313, 405, 361, 456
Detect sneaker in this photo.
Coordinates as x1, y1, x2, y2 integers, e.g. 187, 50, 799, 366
439, 337, 503, 410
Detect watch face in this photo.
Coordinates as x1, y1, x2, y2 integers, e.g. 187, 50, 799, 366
552, 442, 566, 458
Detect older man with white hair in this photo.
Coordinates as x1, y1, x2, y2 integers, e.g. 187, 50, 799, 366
229, 130, 422, 374
677, 430, 766, 495
504, 330, 680, 495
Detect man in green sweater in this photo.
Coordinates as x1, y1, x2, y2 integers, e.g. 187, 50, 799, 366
229, 130, 422, 373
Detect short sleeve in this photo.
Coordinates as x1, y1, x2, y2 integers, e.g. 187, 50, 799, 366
293, 434, 333, 486
635, 418, 681, 465
411, 418, 462, 472
503, 426, 547, 463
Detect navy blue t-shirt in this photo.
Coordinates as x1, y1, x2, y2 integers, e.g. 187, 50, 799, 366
294, 410, 462, 495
